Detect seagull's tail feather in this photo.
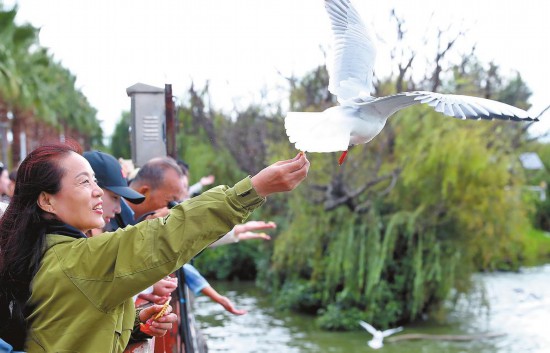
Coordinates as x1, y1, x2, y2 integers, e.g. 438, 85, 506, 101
285, 111, 351, 152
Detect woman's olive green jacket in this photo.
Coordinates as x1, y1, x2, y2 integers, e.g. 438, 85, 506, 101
25, 178, 264, 352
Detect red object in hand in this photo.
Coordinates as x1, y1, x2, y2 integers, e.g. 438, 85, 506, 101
139, 300, 170, 335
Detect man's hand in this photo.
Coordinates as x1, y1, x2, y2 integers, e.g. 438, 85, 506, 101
251, 153, 309, 197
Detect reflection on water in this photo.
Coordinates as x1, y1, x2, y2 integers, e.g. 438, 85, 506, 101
459, 265, 550, 353
193, 265, 550, 353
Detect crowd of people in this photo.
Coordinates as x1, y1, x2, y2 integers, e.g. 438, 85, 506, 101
0, 142, 309, 352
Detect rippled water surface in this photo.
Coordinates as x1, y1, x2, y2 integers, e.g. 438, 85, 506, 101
193, 265, 550, 353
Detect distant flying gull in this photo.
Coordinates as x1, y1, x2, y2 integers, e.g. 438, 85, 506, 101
284, 0, 537, 165
359, 320, 403, 349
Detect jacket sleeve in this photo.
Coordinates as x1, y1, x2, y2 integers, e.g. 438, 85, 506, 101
54, 177, 265, 311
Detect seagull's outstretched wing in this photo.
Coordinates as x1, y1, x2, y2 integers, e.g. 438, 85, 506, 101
359, 320, 379, 336
365, 91, 537, 122
382, 326, 403, 337
324, 0, 376, 101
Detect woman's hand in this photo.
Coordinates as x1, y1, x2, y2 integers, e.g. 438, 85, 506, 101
139, 302, 177, 337
251, 153, 309, 197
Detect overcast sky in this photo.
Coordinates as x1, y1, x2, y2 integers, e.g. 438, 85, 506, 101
5, 0, 550, 139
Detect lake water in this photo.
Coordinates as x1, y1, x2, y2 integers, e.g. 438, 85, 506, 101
193, 265, 550, 353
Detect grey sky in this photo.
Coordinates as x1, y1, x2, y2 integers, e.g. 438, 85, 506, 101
6, 0, 550, 139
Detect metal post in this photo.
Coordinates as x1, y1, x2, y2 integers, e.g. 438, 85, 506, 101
165, 84, 177, 160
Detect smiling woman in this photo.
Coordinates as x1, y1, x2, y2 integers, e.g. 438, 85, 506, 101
0, 141, 310, 352
37, 151, 106, 232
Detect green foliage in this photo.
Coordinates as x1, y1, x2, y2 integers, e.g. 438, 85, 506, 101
193, 240, 270, 281
521, 228, 550, 266
274, 279, 323, 314
317, 305, 365, 331
177, 104, 243, 186
110, 111, 131, 158
392, 108, 530, 270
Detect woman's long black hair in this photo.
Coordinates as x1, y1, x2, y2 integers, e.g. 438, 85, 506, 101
0, 141, 81, 349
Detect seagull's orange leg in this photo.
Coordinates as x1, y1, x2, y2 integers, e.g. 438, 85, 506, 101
338, 150, 348, 165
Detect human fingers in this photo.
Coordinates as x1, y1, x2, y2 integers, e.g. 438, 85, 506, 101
138, 293, 163, 304
223, 301, 247, 315
239, 232, 271, 241
244, 220, 277, 231
147, 302, 172, 320
161, 281, 177, 289
229, 308, 247, 315
251, 154, 309, 196
152, 312, 177, 326
148, 312, 177, 337
201, 175, 215, 185
146, 326, 169, 337
152, 296, 170, 305
285, 152, 309, 174
271, 152, 303, 166
158, 279, 178, 292
140, 304, 161, 321
150, 284, 173, 301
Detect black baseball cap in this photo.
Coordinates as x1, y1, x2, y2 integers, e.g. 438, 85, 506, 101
83, 151, 145, 204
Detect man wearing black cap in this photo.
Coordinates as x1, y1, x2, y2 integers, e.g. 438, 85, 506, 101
110, 156, 187, 228
83, 151, 146, 229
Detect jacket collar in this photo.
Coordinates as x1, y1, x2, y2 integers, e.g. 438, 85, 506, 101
45, 221, 87, 239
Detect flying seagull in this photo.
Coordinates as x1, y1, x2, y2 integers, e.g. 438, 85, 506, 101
284, 0, 537, 165
359, 320, 403, 349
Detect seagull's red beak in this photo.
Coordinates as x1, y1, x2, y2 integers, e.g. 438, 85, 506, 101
338, 150, 348, 165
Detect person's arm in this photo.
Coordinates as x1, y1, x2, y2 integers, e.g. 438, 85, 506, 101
201, 286, 247, 315
209, 220, 275, 247
182, 264, 246, 315
59, 153, 309, 310
189, 175, 215, 196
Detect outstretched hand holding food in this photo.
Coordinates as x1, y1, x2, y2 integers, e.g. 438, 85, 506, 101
251, 152, 309, 197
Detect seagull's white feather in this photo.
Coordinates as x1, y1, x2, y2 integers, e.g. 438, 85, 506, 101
285, 109, 354, 152
358, 320, 378, 336
325, 0, 376, 100
283, 0, 536, 157
382, 326, 403, 337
